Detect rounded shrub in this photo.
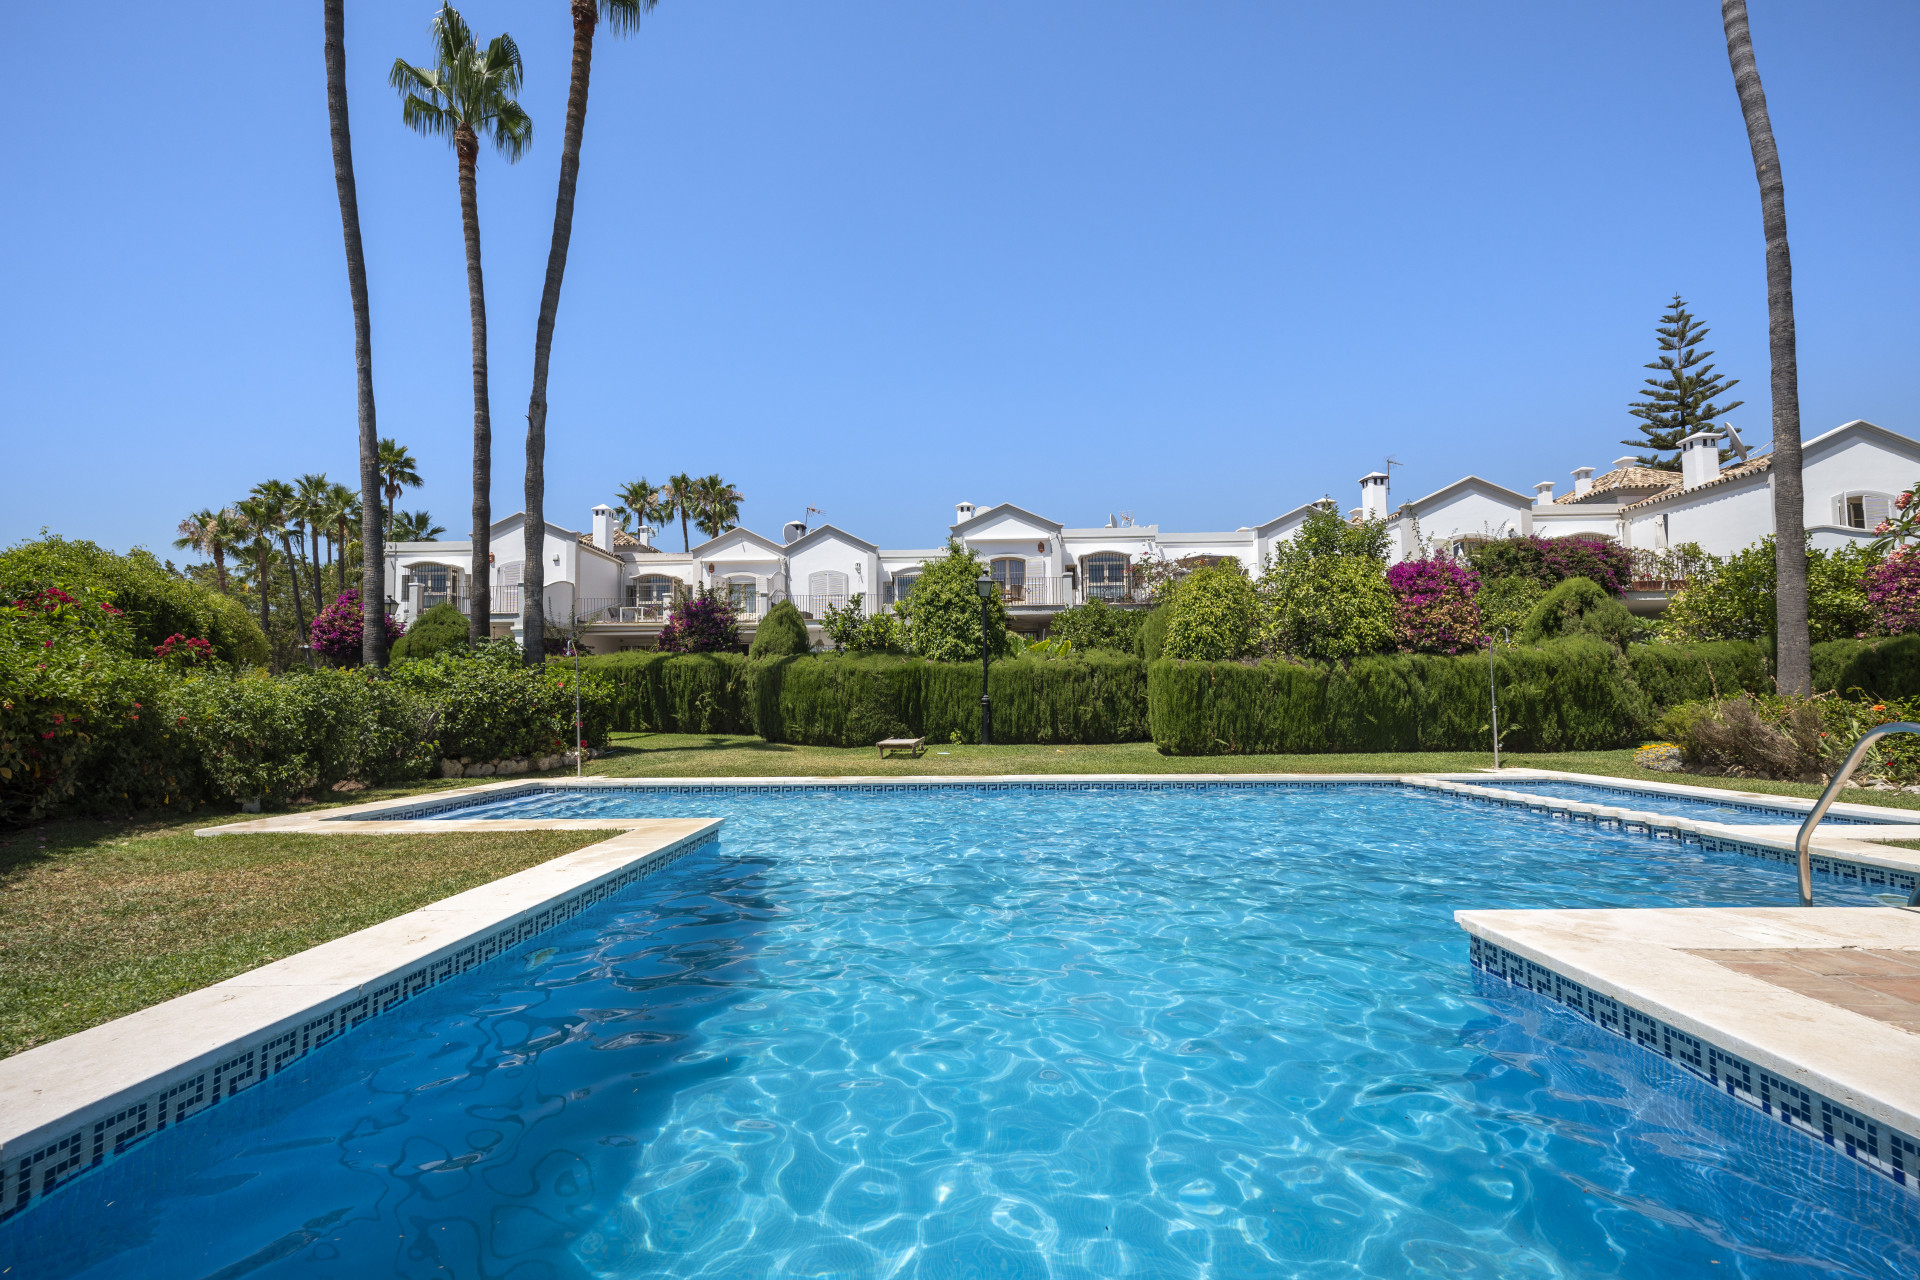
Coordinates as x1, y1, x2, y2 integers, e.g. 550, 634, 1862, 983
1522, 576, 1638, 648
1163, 565, 1258, 661
390, 602, 470, 663
750, 599, 812, 656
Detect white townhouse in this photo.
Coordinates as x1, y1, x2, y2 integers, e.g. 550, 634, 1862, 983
385, 417, 1920, 651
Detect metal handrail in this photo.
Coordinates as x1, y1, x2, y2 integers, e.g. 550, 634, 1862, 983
1794, 721, 1920, 906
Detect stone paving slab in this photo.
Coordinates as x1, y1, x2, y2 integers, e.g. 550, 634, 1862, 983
1456, 905, 1920, 1145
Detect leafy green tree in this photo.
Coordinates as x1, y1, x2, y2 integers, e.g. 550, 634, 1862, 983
899, 542, 1012, 662
1163, 563, 1258, 661
392, 5, 531, 642
522, 0, 660, 666
1660, 537, 1877, 644
1050, 598, 1143, 652
1623, 295, 1745, 469
616, 477, 672, 535
1256, 506, 1394, 662
1476, 575, 1544, 642
249, 480, 311, 661
750, 599, 811, 656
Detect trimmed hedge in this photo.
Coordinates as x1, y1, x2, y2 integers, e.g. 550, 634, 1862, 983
1627, 641, 1769, 709
576, 651, 754, 735
1150, 638, 1646, 756
1812, 635, 1920, 699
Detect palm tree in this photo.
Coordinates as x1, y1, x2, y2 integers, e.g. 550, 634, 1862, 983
251, 480, 313, 664
294, 472, 333, 616
393, 510, 447, 541
234, 496, 281, 663
378, 438, 424, 540
690, 474, 742, 539
323, 481, 360, 596
521, 0, 659, 665
666, 471, 696, 551
173, 508, 243, 594
615, 477, 669, 535
323, 0, 389, 669
393, 5, 532, 643
1720, 0, 1808, 696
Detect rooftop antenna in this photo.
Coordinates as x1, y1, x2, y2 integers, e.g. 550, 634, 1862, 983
1383, 454, 1404, 476
1118, 509, 1136, 528
1721, 423, 1751, 462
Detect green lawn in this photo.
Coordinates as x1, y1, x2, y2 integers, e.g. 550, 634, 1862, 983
7, 734, 1916, 1060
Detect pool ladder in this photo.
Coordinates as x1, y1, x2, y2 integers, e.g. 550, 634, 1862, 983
1794, 721, 1920, 907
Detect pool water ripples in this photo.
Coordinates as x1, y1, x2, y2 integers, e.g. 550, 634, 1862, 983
5, 784, 1917, 1279
1478, 778, 1905, 826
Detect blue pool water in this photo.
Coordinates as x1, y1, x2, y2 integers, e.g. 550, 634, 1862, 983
6, 784, 1916, 1279
1478, 777, 1907, 827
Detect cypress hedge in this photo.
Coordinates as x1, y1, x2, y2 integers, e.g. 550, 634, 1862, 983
1626, 641, 1769, 709
577, 652, 754, 734
1812, 635, 1920, 699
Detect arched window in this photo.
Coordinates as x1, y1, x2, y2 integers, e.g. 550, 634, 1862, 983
1084, 552, 1128, 601
990, 557, 1027, 602
886, 572, 919, 605
808, 570, 850, 609
1838, 492, 1894, 530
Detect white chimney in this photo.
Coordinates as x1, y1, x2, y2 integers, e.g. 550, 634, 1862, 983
1613, 456, 1640, 471
591, 504, 618, 551
1571, 466, 1595, 496
955, 501, 976, 525
1533, 481, 1555, 507
632, 525, 652, 548
1358, 471, 1391, 521
1679, 431, 1722, 490
783, 520, 808, 544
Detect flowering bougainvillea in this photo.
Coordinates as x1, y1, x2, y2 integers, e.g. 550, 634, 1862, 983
1864, 547, 1920, 635
1387, 557, 1483, 654
656, 588, 740, 654
309, 592, 404, 665
153, 634, 214, 666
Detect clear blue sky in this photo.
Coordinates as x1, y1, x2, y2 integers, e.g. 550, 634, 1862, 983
5, 1, 1917, 556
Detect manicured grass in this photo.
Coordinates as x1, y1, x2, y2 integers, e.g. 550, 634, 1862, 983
0, 814, 614, 1059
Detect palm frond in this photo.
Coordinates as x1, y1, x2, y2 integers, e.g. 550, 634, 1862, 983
490, 100, 533, 162
600, 0, 659, 37
483, 33, 525, 91
430, 4, 476, 70
388, 58, 440, 97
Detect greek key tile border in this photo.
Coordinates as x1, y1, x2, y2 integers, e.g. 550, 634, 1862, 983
0, 827, 719, 1223
342, 777, 1406, 822
1485, 778, 1899, 826
1469, 934, 1920, 1195
1418, 781, 1920, 899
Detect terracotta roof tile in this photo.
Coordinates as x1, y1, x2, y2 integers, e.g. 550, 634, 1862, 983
1620, 453, 1772, 512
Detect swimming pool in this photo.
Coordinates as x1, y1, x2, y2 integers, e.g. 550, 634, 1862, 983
7, 783, 1915, 1278
1476, 777, 1909, 826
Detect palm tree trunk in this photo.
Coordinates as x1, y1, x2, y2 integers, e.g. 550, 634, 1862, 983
455, 126, 494, 645
213, 545, 228, 595
281, 535, 313, 666
308, 524, 324, 616
256, 548, 274, 671
323, 0, 387, 667
522, 0, 601, 666
1721, 0, 1808, 696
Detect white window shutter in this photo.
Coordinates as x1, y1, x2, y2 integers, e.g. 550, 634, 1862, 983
1863, 494, 1893, 528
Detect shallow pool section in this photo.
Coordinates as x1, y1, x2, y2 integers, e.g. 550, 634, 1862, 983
7, 784, 1915, 1279
1480, 777, 1905, 826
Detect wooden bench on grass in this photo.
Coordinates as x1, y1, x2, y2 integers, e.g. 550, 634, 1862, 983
877, 736, 926, 760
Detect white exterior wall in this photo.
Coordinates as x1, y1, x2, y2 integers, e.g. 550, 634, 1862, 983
1802, 428, 1920, 526
1627, 477, 1774, 557
1389, 490, 1528, 564
786, 533, 879, 613
1531, 506, 1624, 542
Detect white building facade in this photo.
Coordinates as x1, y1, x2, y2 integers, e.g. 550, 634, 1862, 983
386, 418, 1920, 651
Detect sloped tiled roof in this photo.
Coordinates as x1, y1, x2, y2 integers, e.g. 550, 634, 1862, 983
1553, 466, 1679, 504
1621, 454, 1772, 512
578, 528, 661, 552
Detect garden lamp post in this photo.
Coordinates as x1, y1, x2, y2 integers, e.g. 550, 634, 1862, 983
975, 574, 994, 745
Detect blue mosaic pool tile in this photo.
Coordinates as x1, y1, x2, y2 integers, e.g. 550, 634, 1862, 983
1469, 934, 1920, 1195
0, 826, 718, 1222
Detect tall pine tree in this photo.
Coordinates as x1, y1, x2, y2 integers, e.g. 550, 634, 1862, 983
1623, 295, 1745, 470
